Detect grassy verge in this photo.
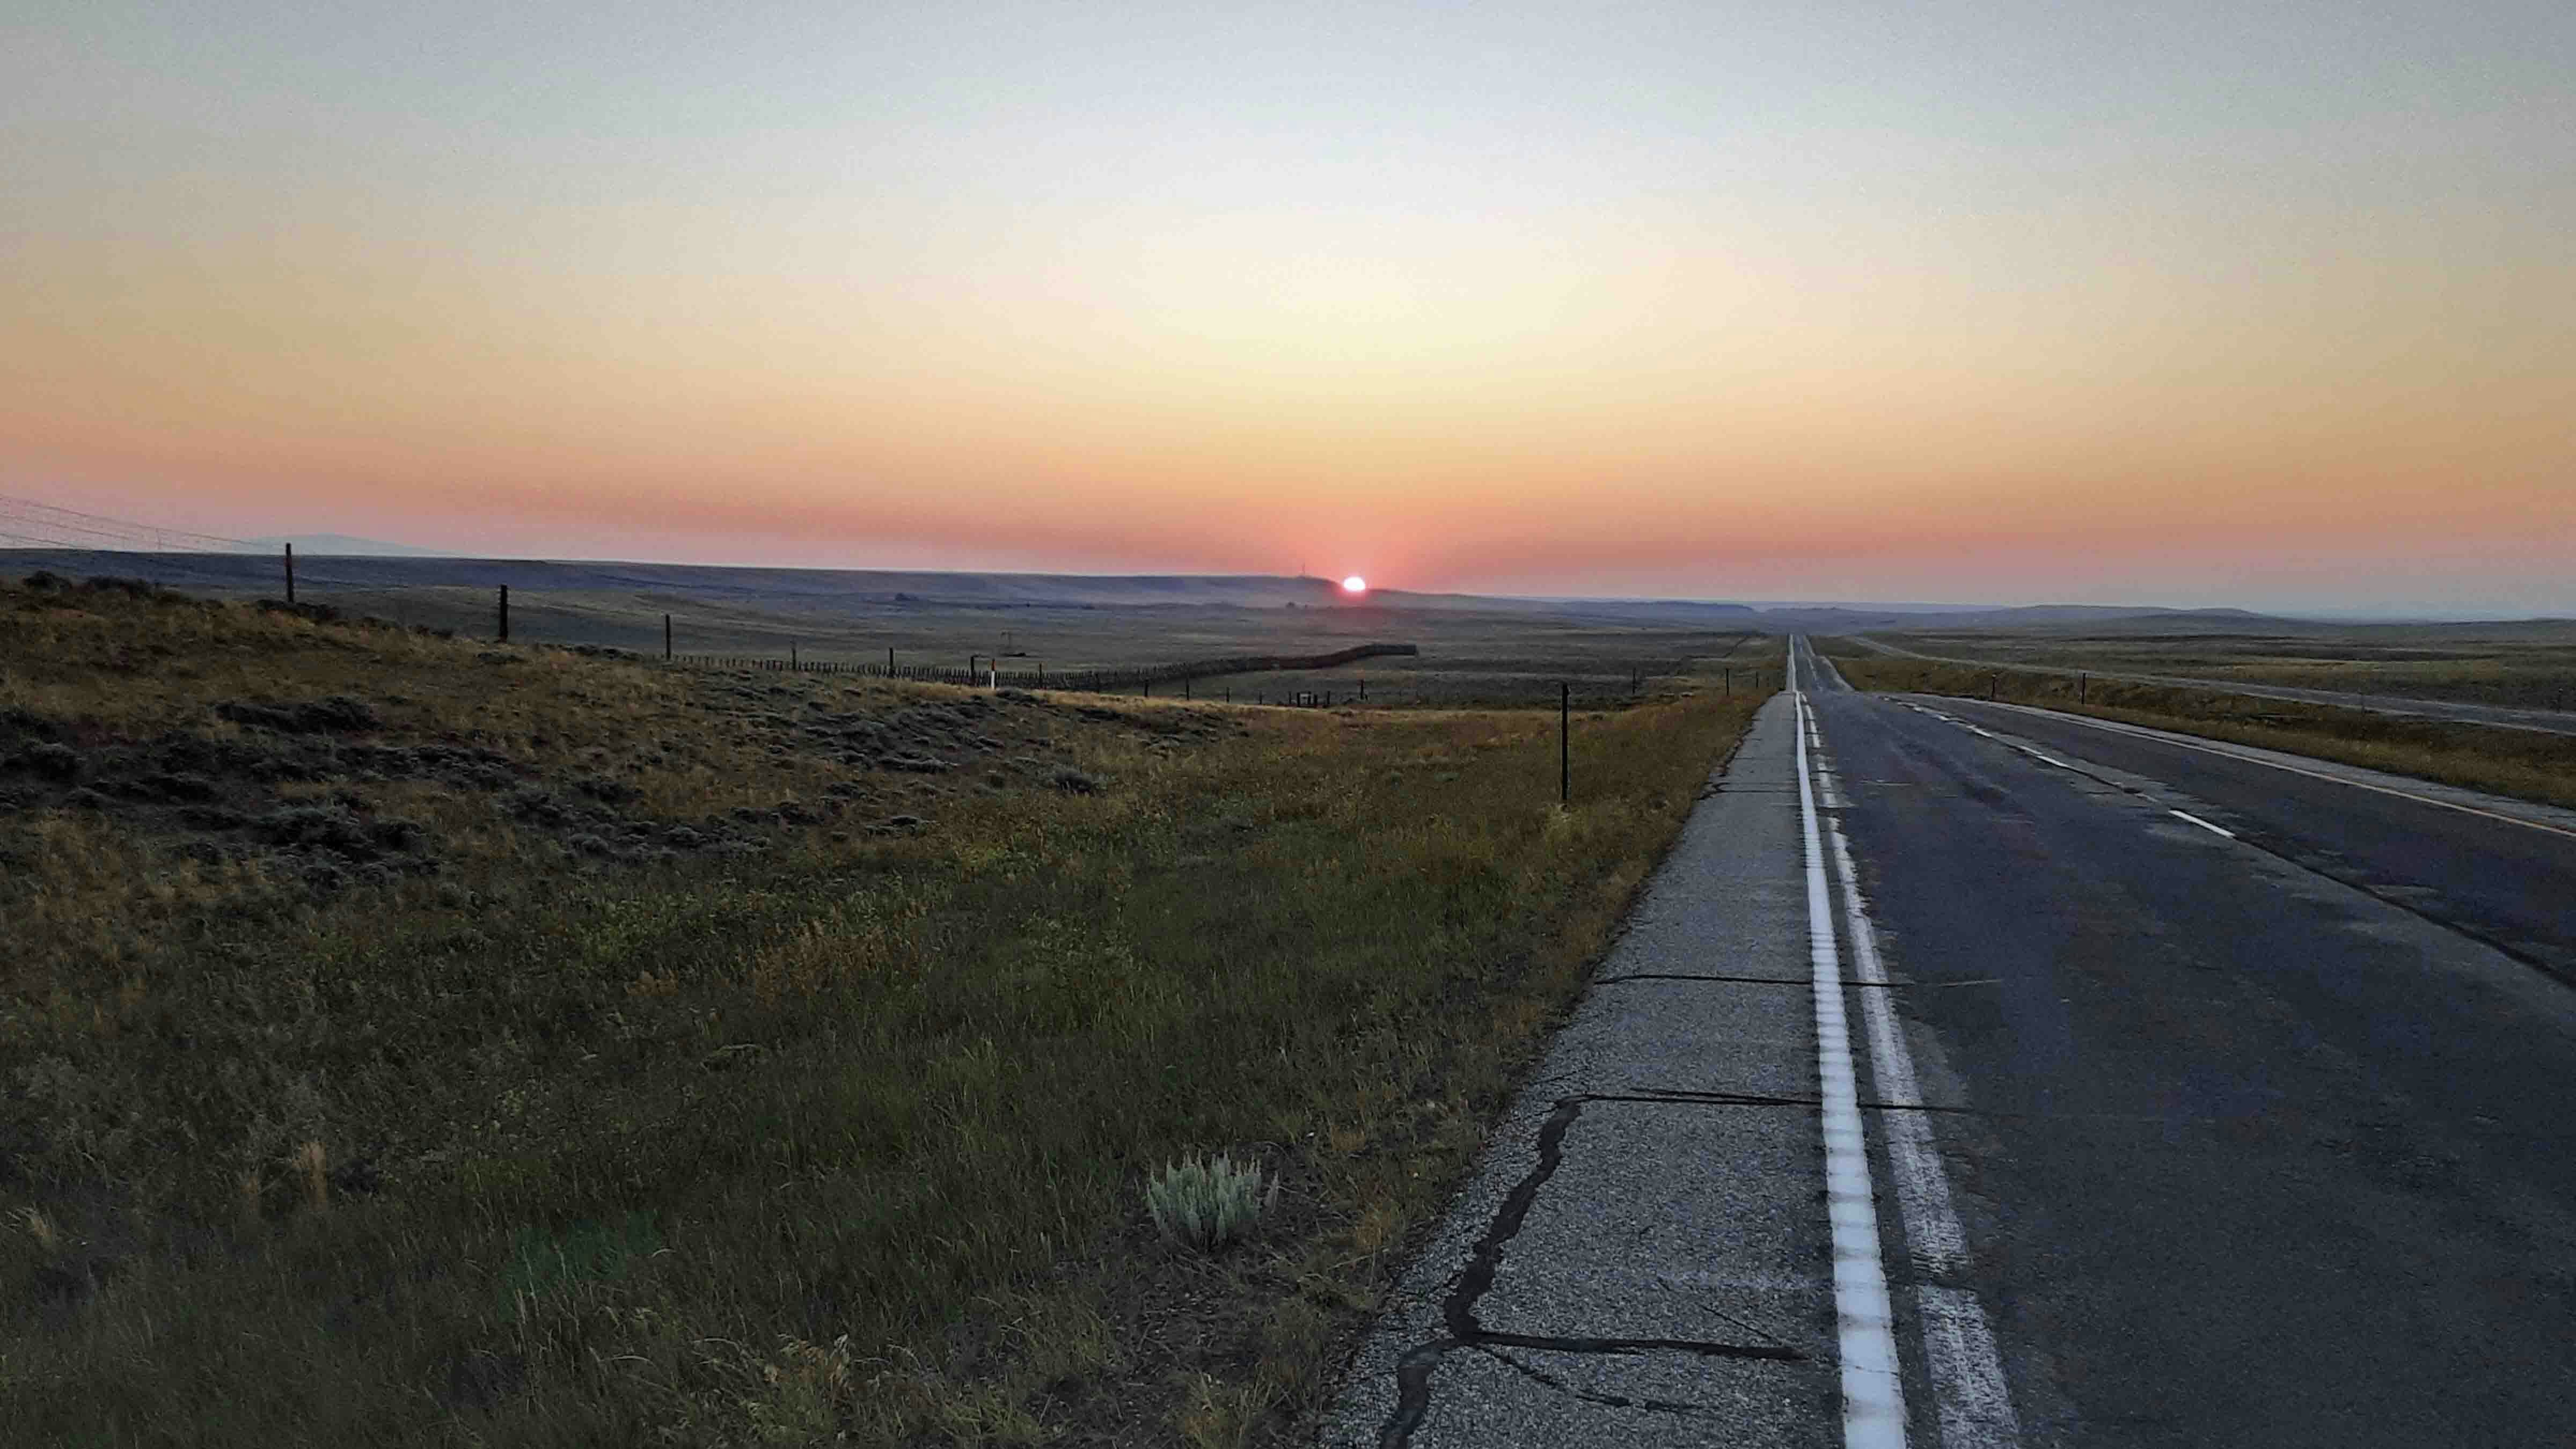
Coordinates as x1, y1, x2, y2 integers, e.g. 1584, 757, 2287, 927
1824, 647, 2576, 813
1, 575, 1773, 1446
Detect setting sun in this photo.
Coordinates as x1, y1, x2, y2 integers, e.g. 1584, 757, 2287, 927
1341, 575, 1367, 595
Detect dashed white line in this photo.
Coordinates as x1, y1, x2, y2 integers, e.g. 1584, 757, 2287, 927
1962, 699, 2576, 843
2168, 809, 2236, 839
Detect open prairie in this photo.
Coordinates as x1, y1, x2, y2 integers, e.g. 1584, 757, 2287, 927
0, 571, 1775, 1446
0, 550, 1775, 710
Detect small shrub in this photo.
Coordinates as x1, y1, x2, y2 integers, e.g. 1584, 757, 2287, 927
1048, 766, 1103, 795
1146, 1154, 1277, 1253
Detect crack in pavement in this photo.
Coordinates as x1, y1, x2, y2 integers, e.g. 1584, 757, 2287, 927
1378, 1096, 1806, 1448
1590, 1087, 2017, 1120
1478, 1343, 1728, 1421
1594, 971, 2002, 989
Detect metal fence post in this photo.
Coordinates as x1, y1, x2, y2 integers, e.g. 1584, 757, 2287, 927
1560, 682, 1570, 805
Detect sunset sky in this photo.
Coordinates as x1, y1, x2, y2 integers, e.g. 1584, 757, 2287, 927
6, 2, 2569, 613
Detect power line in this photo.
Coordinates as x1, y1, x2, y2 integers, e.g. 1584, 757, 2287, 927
0, 494, 254, 554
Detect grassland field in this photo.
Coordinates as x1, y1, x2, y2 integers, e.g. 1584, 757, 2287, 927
1, 572, 1778, 1446
0, 552, 1775, 713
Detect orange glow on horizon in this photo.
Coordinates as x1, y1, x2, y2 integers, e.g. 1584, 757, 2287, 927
3, 3, 2569, 614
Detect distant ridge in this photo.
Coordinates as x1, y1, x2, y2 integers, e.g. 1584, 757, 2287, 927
0, 546, 2545, 627
241, 534, 448, 558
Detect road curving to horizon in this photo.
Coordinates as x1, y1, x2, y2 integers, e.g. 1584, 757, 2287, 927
1843, 633, 2576, 738
1322, 636, 2576, 1446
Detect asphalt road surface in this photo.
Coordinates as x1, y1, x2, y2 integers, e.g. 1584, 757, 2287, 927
1323, 637, 2576, 1447
1846, 634, 2576, 737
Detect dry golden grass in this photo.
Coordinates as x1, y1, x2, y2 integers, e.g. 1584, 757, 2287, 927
1, 576, 1774, 1445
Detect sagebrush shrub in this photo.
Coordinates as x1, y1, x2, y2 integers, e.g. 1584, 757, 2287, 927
1145, 1154, 1277, 1252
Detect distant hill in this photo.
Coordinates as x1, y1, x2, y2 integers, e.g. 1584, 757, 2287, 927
240, 534, 449, 558
0, 548, 2521, 629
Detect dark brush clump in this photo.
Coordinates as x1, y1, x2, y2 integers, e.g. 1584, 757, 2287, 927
216, 696, 383, 735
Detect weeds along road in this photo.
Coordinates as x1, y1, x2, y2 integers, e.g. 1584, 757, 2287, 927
1325, 636, 2576, 1447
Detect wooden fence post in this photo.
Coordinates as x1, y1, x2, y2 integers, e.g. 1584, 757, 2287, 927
283, 543, 295, 604
1559, 682, 1570, 805
497, 585, 509, 642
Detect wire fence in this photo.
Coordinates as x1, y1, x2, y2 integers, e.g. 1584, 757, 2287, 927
2, 497, 1457, 701
3, 494, 1777, 708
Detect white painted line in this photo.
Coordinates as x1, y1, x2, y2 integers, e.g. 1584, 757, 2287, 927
1796, 689, 1910, 1449
1811, 731, 2023, 1449
1919, 1286, 2023, 1449
1966, 700, 2576, 843
2168, 809, 2237, 839
1821, 807, 1966, 1277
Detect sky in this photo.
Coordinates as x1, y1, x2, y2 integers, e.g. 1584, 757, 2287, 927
5, 2, 2570, 614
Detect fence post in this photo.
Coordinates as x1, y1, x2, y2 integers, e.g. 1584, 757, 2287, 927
497, 584, 509, 642
2079, 671, 2088, 704
283, 543, 295, 604
664, 614, 672, 660
1560, 682, 1570, 806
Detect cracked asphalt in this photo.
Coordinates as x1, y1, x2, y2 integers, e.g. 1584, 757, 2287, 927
1322, 690, 1844, 1448
1321, 639, 2576, 1447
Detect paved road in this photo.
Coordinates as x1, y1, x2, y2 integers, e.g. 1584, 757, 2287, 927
1846, 634, 2576, 737
1323, 637, 2576, 1446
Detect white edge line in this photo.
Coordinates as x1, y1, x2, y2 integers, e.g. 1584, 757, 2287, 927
1796, 687, 1909, 1449
1809, 720, 2024, 1449
1919, 1287, 2023, 1448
